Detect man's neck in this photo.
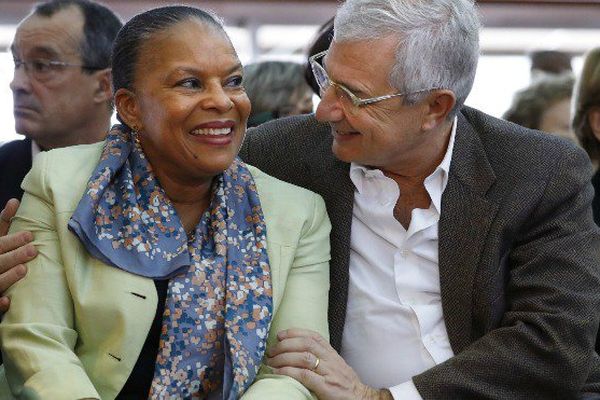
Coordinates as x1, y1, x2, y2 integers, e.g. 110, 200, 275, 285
381, 120, 454, 180
35, 117, 111, 150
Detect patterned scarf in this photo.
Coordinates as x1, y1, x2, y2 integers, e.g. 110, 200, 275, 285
69, 125, 272, 399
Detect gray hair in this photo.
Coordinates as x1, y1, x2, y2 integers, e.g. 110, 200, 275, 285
334, 0, 481, 117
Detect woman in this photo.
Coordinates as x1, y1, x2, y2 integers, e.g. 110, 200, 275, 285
0, 6, 330, 400
572, 48, 600, 226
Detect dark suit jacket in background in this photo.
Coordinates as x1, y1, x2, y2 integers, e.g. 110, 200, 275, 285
0, 138, 32, 206
240, 107, 600, 399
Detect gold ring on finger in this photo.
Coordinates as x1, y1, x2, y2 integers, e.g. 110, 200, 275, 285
312, 356, 320, 371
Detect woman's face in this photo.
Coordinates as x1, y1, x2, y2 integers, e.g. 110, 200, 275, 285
122, 19, 250, 184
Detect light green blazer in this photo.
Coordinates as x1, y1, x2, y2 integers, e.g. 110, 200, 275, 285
0, 141, 331, 400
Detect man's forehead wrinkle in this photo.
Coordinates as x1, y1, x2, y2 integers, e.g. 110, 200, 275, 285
14, 10, 84, 59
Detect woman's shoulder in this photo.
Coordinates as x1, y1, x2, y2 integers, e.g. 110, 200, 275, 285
247, 164, 322, 206
24, 141, 105, 211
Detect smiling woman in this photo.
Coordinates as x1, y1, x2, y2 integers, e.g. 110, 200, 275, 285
0, 5, 330, 400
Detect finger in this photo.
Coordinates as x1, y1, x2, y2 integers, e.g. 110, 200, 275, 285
268, 336, 328, 358
0, 264, 27, 295
0, 199, 20, 236
0, 230, 34, 255
268, 351, 321, 371
0, 296, 10, 313
0, 242, 37, 274
277, 328, 322, 340
272, 366, 324, 393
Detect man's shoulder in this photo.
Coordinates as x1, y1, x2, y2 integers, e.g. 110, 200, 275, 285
459, 106, 586, 175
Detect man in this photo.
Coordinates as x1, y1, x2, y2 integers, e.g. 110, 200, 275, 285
1, 1, 600, 399
239, 0, 600, 399
0, 0, 121, 308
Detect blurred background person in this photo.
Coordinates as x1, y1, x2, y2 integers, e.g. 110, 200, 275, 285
503, 74, 576, 142
0, 0, 121, 207
244, 61, 313, 127
572, 47, 600, 228
530, 50, 573, 82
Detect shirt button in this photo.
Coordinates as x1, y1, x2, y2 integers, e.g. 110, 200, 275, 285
399, 249, 409, 257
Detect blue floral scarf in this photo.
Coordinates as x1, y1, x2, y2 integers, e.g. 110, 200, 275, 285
68, 125, 273, 399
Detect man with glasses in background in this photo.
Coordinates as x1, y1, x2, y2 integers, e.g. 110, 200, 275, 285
0, 0, 121, 307
241, 0, 600, 399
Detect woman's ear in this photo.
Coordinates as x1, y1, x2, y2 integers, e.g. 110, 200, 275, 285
114, 88, 141, 130
421, 89, 456, 131
589, 106, 600, 142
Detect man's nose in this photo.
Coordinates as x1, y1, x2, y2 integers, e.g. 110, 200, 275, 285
315, 87, 344, 123
10, 65, 32, 94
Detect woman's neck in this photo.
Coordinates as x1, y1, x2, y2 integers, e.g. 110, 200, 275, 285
154, 169, 213, 234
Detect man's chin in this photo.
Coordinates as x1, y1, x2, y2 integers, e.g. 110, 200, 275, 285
14, 120, 42, 139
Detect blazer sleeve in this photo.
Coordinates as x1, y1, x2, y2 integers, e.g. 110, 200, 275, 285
242, 192, 331, 400
413, 145, 600, 399
0, 152, 100, 400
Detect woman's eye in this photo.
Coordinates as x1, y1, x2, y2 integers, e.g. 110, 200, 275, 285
178, 78, 201, 89
225, 75, 243, 89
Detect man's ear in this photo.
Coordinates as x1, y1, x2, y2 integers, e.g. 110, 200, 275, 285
114, 88, 141, 130
421, 90, 456, 131
92, 68, 113, 104
588, 106, 600, 142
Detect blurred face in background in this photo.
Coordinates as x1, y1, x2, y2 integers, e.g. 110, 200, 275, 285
10, 6, 107, 149
285, 86, 314, 116
539, 97, 577, 143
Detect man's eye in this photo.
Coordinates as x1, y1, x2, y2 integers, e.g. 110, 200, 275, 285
179, 78, 201, 89
31, 60, 51, 73
225, 75, 243, 89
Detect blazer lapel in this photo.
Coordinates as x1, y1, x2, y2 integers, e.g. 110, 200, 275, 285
305, 135, 354, 352
439, 113, 499, 354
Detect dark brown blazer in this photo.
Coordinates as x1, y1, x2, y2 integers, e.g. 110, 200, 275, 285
240, 107, 600, 399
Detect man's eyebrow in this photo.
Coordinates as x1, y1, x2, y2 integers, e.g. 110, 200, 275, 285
13, 45, 61, 59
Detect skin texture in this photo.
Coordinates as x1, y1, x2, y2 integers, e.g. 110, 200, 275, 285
267, 37, 456, 399
0, 199, 36, 312
539, 97, 577, 143
114, 19, 251, 232
10, 6, 112, 150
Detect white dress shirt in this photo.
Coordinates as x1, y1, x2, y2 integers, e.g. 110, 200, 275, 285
340, 118, 457, 400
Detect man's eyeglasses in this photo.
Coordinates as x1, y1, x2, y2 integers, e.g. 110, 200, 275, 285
13, 58, 104, 82
309, 50, 437, 109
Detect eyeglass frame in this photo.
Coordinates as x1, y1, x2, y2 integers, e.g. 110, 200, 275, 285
309, 50, 439, 107
13, 57, 105, 81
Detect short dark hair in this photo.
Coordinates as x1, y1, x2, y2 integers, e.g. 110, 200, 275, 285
111, 5, 226, 95
304, 17, 334, 96
33, 0, 122, 72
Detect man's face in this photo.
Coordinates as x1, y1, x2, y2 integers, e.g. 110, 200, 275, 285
10, 7, 103, 148
315, 37, 431, 173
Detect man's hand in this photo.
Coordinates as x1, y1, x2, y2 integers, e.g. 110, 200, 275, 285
267, 328, 393, 400
0, 199, 36, 312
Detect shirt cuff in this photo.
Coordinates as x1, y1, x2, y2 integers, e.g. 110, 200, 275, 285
389, 380, 423, 400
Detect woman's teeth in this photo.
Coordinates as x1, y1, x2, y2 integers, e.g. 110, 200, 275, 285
190, 127, 232, 136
